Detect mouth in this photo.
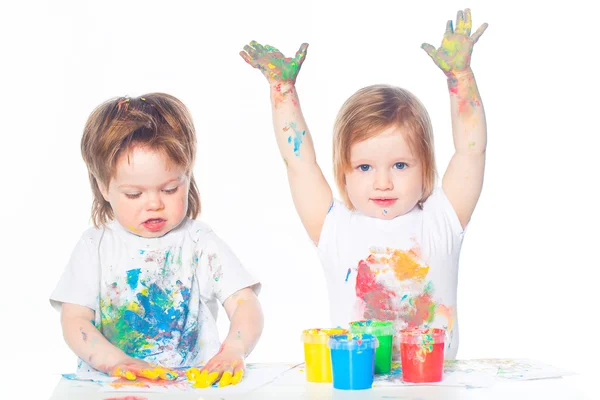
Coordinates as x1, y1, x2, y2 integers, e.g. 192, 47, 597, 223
370, 198, 397, 207
142, 218, 166, 232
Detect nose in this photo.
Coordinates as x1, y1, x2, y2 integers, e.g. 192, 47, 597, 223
145, 191, 165, 211
373, 169, 393, 191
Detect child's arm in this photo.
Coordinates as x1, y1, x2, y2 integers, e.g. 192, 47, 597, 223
196, 288, 263, 387
422, 9, 488, 229
61, 303, 177, 380
240, 42, 333, 244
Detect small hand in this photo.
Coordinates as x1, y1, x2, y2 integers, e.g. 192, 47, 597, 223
186, 344, 245, 388
240, 40, 309, 84
110, 357, 178, 381
421, 9, 488, 77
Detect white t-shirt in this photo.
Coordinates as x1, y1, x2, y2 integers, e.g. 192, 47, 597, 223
50, 218, 260, 372
317, 187, 464, 359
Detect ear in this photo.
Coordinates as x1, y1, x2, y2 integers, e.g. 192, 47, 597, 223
97, 180, 110, 202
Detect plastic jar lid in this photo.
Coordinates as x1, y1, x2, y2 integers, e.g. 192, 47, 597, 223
349, 320, 395, 336
399, 328, 446, 345
301, 328, 348, 344
328, 333, 379, 351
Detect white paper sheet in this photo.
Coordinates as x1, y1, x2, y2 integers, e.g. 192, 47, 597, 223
373, 358, 574, 388
62, 362, 300, 395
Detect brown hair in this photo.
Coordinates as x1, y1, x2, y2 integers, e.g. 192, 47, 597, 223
333, 84, 436, 209
81, 93, 201, 227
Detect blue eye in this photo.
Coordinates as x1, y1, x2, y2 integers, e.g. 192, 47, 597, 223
358, 164, 371, 172
394, 162, 407, 170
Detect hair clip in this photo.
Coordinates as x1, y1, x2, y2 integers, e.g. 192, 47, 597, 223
117, 98, 130, 112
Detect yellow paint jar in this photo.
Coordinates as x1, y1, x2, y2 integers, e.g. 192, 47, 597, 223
301, 328, 348, 382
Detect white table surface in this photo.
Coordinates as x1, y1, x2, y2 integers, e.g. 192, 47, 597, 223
49, 363, 590, 400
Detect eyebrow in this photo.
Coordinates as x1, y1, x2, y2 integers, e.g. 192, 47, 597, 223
117, 177, 182, 190
351, 158, 417, 164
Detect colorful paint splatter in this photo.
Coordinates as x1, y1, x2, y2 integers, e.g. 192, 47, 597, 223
353, 247, 454, 357
100, 246, 200, 366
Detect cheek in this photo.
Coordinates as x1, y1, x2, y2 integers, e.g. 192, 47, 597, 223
116, 198, 137, 215
173, 188, 189, 214
405, 171, 424, 196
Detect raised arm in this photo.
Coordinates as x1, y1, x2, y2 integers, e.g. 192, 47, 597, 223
422, 9, 488, 229
240, 41, 332, 244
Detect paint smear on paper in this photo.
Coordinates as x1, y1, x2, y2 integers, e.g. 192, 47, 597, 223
104, 396, 149, 400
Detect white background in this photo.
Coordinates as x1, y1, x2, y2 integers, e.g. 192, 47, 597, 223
1, 0, 598, 398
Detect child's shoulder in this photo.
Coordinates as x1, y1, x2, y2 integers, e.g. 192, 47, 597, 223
422, 186, 464, 235
77, 223, 108, 246
182, 218, 219, 246
422, 186, 453, 212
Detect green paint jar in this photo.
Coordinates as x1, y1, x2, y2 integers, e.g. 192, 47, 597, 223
349, 320, 395, 374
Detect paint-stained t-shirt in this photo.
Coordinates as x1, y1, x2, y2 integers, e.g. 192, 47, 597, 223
50, 218, 260, 372
317, 187, 464, 360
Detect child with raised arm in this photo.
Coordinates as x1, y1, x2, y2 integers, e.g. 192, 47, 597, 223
240, 9, 487, 359
50, 93, 263, 387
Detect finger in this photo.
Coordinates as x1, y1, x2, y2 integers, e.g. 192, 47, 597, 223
445, 20, 453, 35
219, 370, 233, 387
231, 368, 244, 385
421, 43, 436, 59
470, 23, 488, 43
294, 43, 309, 65
158, 367, 179, 380
239, 51, 255, 66
186, 367, 202, 382
455, 10, 466, 34
464, 8, 472, 35
243, 45, 257, 58
138, 368, 160, 380
112, 366, 137, 381
264, 44, 280, 53
249, 40, 265, 53
206, 370, 220, 386
191, 369, 211, 388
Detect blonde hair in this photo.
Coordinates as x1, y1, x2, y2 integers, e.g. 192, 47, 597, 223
81, 93, 201, 227
333, 84, 436, 209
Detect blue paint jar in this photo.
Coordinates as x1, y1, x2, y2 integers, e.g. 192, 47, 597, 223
328, 333, 379, 390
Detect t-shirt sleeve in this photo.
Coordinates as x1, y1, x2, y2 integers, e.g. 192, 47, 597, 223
196, 228, 261, 305
422, 187, 466, 253
317, 198, 351, 267
49, 230, 101, 313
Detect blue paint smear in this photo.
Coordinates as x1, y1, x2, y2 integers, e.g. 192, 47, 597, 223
126, 268, 141, 290
345, 268, 352, 282
327, 201, 334, 214
126, 283, 197, 360
287, 122, 305, 156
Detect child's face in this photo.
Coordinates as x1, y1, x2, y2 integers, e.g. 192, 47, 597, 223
345, 125, 423, 219
99, 146, 190, 238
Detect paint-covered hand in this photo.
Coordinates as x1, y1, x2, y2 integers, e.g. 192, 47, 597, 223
186, 346, 245, 388
110, 358, 179, 381
421, 9, 488, 77
240, 41, 308, 84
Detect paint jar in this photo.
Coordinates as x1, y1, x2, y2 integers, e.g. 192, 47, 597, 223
399, 328, 445, 383
328, 333, 379, 390
349, 320, 394, 374
301, 328, 348, 383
